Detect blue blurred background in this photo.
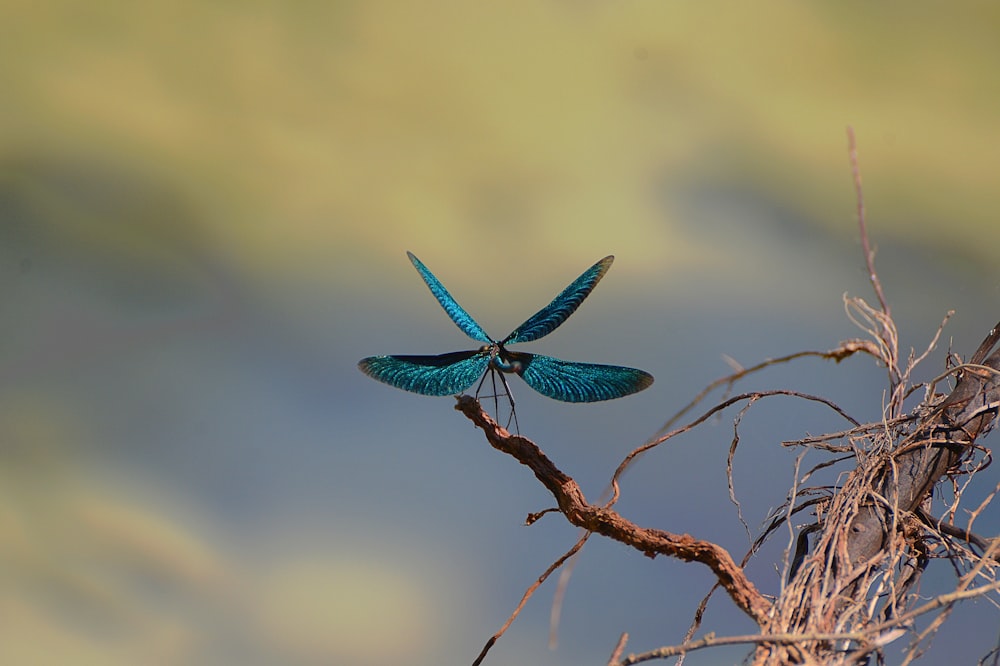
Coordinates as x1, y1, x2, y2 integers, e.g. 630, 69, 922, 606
2, 3, 999, 664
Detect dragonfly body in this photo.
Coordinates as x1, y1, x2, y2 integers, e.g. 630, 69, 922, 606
358, 252, 653, 404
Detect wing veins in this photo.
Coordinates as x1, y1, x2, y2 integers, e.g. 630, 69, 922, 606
508, 351, 654, 403
503, 256, 614, 345
358, 350, 490, 396
408, 251, 491, 343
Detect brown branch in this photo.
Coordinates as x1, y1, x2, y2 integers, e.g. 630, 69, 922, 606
847, 126, 889, 317
471, 532, 591, 666
761, 137, 1000, 664
612, 389, 860, 505
915, 508, 992, 553
615, 628, 903, 664
783, 415, 919, 448
617, 575, 1000, 665
607, 633, 629, 666
455, 394, 772, 625
844, 326, 1000, 567
868, 576, 1000, 635
653, 340, 882, 438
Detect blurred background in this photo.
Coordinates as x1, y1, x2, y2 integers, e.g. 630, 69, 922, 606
2, 3, 999, 665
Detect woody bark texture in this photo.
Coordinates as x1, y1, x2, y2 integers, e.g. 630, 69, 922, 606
760, 323, 1000, 665
455, 395, 773, 624
846, 326, 1000, 566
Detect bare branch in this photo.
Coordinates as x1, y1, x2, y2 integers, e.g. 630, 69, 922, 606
455, 395, 773, 624
471, 532, 591, 666
847, 126, 889, 317
613, 390, 860, 504
607, 633, 629, 666
654, 342, 882, 438
454, 133, 1000, 665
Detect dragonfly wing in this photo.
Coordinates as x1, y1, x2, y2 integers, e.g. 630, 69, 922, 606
358, 350, 490, 396
510, 351, 653, 403
503, 256, 614, 345
408, 252, 491, 343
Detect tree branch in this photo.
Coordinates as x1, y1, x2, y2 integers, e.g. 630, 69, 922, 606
455, 394, 772, 624
844, 326, 1000, 566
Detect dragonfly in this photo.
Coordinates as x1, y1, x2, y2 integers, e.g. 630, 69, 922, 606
358, 251, 653, 426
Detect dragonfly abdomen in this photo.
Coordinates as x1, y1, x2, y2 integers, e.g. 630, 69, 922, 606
491, 346, 524, 374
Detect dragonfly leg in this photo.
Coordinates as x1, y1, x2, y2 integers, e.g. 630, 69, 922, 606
495, 371, 519, 434
473, 367, 501, 421
474, 368, 492, 403
491, 368, 501, 421
471, 366, 519, 434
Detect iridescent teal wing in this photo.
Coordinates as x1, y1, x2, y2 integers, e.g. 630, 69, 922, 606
407, 252, 491, 343
508, 351, 653, 403
358, 350, 490, 396
503, 256, 614, 345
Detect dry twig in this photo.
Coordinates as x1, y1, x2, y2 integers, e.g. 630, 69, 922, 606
455, 129, 1000, 665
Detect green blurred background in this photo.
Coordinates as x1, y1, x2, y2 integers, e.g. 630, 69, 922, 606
2, 3, 999, 665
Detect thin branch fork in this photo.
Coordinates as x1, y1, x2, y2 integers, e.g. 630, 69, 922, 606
455, 394, 772, 624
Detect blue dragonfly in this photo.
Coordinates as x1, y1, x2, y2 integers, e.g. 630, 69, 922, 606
358, 252, 653, 424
